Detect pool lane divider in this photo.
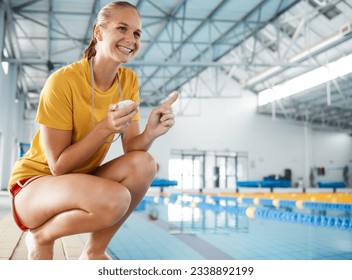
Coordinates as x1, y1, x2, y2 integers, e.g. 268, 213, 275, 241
140, 193, 352, 232
167, 192, 352, 212
211, 197, 352, 231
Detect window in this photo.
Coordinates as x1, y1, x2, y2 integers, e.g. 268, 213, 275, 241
169, 157, 203, 190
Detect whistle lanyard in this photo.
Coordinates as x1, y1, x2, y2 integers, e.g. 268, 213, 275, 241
89, 57, 123, 143
89, 56, 123, 128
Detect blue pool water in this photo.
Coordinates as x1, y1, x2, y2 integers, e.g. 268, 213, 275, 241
108, 194, 352, 260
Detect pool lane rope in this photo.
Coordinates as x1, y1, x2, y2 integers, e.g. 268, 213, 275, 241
163, 194, 352, 232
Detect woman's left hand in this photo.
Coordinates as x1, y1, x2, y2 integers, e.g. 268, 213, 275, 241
145, 91, 179, 138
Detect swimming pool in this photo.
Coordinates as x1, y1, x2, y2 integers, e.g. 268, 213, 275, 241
108, 192, 352, 260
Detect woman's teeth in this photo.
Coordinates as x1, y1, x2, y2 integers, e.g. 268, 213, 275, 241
117, 45, 133, 54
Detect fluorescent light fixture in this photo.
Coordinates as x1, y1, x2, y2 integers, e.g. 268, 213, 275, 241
1, 61, 8, 75
244, 66, 282, 87
3, 48, 8, 58
258, 53, 352, 106
244, 23, 351, 88
245, 34, 340, 87
2, 48, 9, 74
288, 33, 343, 63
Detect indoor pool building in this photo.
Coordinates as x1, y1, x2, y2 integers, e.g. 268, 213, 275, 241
0, 0, 351, 262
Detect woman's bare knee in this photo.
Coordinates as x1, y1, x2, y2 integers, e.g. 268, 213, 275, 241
131, 151, 157, 169
126, 151, 158, 181
93, 184, 132, 227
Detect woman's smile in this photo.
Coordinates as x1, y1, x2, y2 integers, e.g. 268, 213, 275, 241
116, 44, 134, 55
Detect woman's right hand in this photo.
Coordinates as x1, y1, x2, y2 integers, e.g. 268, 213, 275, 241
105, 103, 139, 135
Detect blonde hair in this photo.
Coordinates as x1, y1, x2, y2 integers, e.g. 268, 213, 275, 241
83, 1, 140, 59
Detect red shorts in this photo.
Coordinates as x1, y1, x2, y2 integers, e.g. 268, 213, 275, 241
9, 176, 43, 231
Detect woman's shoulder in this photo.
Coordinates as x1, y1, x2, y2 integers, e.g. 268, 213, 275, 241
50, 59, 88, 80
41, 59, 88, 95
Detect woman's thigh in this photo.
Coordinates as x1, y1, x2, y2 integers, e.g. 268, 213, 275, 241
14, 151, 156, 229
14, 173, 129, 229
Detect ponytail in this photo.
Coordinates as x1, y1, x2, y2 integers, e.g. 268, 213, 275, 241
83, 24, 97, 59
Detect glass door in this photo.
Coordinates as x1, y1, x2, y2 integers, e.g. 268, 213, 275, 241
169, 153, 205, 190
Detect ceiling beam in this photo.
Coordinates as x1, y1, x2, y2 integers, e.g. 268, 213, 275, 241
12, 0, 42, 12
140, 0, 231, 91
15, 11, 86, 48
6, 57, 308, 68
0, 1, 4, 62
3, 0, 21, 59
136, 0, 186, 60
149, 0, 301, 97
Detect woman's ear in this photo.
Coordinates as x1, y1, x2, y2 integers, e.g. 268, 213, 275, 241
94, 26, 103, 41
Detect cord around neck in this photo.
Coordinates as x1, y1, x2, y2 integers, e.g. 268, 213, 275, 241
88, 56, 123, 144
89, 56, 124, 127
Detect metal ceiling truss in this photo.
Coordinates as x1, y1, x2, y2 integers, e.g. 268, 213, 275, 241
133, 0, 301, 105
241, 0, 352, 133
2, 0, 300, 104
257, 72, 352, 131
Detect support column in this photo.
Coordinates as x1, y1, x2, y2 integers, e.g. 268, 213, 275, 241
0, 2, 7, 190
0, 2, 4, 62
303, 123, 312, 189
0, 63, 18, 190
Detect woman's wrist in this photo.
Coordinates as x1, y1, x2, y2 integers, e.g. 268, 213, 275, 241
143, 125, 158, 142
95, 118, 117, 140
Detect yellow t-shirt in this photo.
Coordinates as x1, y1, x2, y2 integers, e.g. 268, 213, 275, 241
8, 58, 140, 189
